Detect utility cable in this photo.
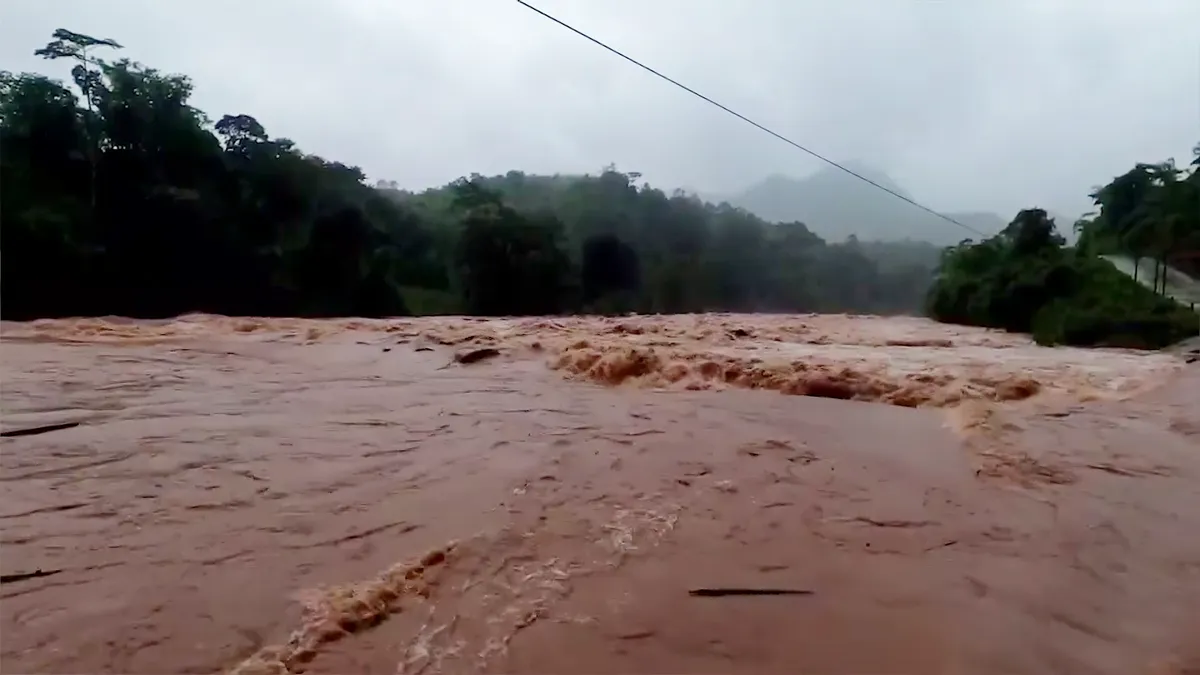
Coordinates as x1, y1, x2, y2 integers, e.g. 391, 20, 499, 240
513, 0, 987, 237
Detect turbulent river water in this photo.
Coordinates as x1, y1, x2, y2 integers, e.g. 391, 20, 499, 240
1, 313, 1198, 674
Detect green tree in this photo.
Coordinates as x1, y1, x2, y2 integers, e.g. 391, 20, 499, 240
928, 168, 1199, 349
2, 29, 958, 323
35, 29, 123, 215
452, 181, 574, 316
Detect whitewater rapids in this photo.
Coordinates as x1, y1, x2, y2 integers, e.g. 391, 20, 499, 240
2, 313, 1198, 673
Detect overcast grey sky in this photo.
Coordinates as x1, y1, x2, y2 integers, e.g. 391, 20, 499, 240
4, 0, 1198, 221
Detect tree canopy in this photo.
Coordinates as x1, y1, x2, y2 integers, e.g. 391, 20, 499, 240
926, 152, 1200, 349
2, 30, 941, 321
5, 29, 1194, 354
1076, 147, 1200, 284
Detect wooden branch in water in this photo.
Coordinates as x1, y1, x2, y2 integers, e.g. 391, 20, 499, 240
1, 422, 81, 438
1, 569, 64, 585
688, 588, 814, 597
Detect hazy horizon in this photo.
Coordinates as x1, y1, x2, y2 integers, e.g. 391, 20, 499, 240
4, 0, 1197, 228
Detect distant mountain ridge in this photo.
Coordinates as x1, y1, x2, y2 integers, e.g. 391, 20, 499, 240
712, 163, 1006, 245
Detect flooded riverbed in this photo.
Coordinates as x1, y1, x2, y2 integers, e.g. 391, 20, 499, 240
1, 313, 1198, 673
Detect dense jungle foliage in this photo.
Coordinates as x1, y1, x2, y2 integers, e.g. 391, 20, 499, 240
4, 30, 1196, 352
926, 149, 1200, 349
1, 30, 939, 321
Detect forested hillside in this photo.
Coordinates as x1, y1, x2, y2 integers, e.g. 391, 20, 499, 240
5, 29, 1194, 352
1075, 158, 1200, 281
1, 30, 940, 321
926, 148, 1200, 349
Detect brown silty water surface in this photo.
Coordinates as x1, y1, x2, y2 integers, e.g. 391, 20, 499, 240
1, 313, 1198, 674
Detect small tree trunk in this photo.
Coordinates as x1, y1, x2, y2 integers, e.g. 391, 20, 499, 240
78, 49, 99, 219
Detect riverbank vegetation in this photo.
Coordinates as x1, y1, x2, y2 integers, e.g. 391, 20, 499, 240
2, 30, 935, 321
4, 29, 1196, 351
926, 150, 1199, 349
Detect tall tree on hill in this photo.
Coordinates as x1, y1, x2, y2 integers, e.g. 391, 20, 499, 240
35, 29, 123, 216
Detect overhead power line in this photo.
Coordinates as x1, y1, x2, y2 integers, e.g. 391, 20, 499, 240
513, 0, 987, 238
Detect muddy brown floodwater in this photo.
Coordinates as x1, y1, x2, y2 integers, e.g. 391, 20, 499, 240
1, 313, 1199, 674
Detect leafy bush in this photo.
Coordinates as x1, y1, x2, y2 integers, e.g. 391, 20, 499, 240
1033, 304, 1196, 349
928, 209, 1199, 349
